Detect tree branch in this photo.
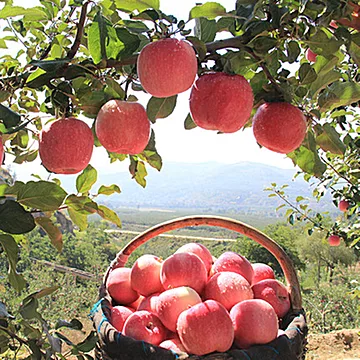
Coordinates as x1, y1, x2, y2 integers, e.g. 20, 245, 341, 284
66, 1, 90, 59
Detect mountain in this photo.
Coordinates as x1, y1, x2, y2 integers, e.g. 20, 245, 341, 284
60, 161, 334, 215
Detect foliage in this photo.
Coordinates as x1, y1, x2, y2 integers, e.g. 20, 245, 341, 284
0, 0, 360, 357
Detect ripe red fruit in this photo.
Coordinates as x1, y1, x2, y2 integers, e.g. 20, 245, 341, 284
106, 267, 139, 305
39, 117, 94, 174
305, 48, 317, 62
137, 38, 198, 98
328, 234, 341, 247
337, 2, 360, 31
110, 306, 134, 332
96, 99, 150, 154
252, 102, 307, 154
252, 263, 275, 284
338, 200, 350, 212
189, 72, 254, 133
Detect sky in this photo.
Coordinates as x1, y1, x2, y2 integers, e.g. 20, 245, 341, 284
2, 0, 295, 181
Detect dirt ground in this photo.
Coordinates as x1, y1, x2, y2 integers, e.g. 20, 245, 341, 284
306, 329, 360, 360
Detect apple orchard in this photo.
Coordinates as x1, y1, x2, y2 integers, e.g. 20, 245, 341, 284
0, 0, 359, 357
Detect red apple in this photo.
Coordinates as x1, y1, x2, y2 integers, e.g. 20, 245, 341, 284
156, 286, 202, 332
338, 200, 350, 212
95, 99, 150, 154
252, 279, 291, 318
161, 252, 208, 294
204, 271, 253, 310
328, 234, 341, 247
128, 295, 145, 310
177, 300, 234, 356
305, 48, 317, 62
122, 310, 167, 346
110, 305, 134, 332
137, 38, 198, 98
106, 267, 139, 305
159, 336, 187, 354
131, 254, 164, 296
337, 2, 360, 31
0, 136, 4, 164
252, 263, 275, 284
174, 243, 213, 274
230, 299, 278, 349
252, 102, 307, 154
137, 293, 159, 313
39, 117, 94, 174
212, 251, 254, 285
189, 72, 254, 133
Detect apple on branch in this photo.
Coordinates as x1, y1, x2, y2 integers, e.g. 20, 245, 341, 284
95, 99, 150, 155
39, 117, 94, 174
137, 38, 198, 98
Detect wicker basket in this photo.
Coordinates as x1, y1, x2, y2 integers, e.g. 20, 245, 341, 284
91, 215, 308, 360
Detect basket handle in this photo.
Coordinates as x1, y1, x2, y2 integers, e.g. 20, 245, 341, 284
105, 215, 302, 311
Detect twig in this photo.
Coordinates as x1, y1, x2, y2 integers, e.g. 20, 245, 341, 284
66, 1, 90, 59
6, 19, 28, 50
321, 156, 356, 187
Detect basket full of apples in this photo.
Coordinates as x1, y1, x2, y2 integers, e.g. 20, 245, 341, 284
91, 216, 307, 360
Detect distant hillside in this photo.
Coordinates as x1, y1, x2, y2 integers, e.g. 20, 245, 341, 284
60, 161, 335, 216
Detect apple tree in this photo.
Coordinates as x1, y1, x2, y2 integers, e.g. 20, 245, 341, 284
0, 0, 359, 357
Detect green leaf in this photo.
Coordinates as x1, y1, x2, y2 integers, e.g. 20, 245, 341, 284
138, 129, 162, 171
184, 113, 197, 130
0, 104, 21, 129
186, 36, 207, 60
129, 157, 147, 187
316, 123, 346, 155
306, 29, 342, 57
189, 2, 226, 20
97, 184, 121, 196
26, 68, 47, 84
0, 39, 7, 49
0, 5, 47, 20
34, 217, 63, 252
55, 319, 83, 331
68, 208, 88, 231
194, 17, 217, 42
0, 234, 26, 292
349, 33, 360, 66
76, 165, 98, 194
286, 40, 300, 63
6, 180, 67, 211
298, 63, 317, 85
73, 331, 98, 353
0, 200, 35, 234
19, 295, 42, 321
32, 286, 60, 299
319, 82, 360, 112
146, 95, 177, 123
65, 195, 98, 215
114, 0, 159, 12
97, 205, 121, 227
88, 12, 124, 64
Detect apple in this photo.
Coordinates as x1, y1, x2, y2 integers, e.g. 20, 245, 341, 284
230, 299, 278, 349
106, 267, 139, 305
252, 279, 290, 318
204, 271, 253, 310
160, 252, 208, 294
338, 200, 350, 212
128, 295, 145, 310
39, 117, 94, 174
95, 99, 150, 154
159, 336, 187, 354
177, 300, 234, 356
212, 251, 254, 285
189, 72, 254, 133
252, 263, 275, 284
122, 310, 167, 346
174, 243, 213, 274
0, 136, 4, 164
137, 38, 197, 98
131, 254, 164, 296
252, 102, 307, 154
328, 234, 341, 247
305, 48, 317, 62
137, 293, 159, 313
110, 305, 134, 332
156, 286, 202, 332
337, 2, 360, 31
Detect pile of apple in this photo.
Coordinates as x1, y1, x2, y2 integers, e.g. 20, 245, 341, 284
105, 243, 291, 356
